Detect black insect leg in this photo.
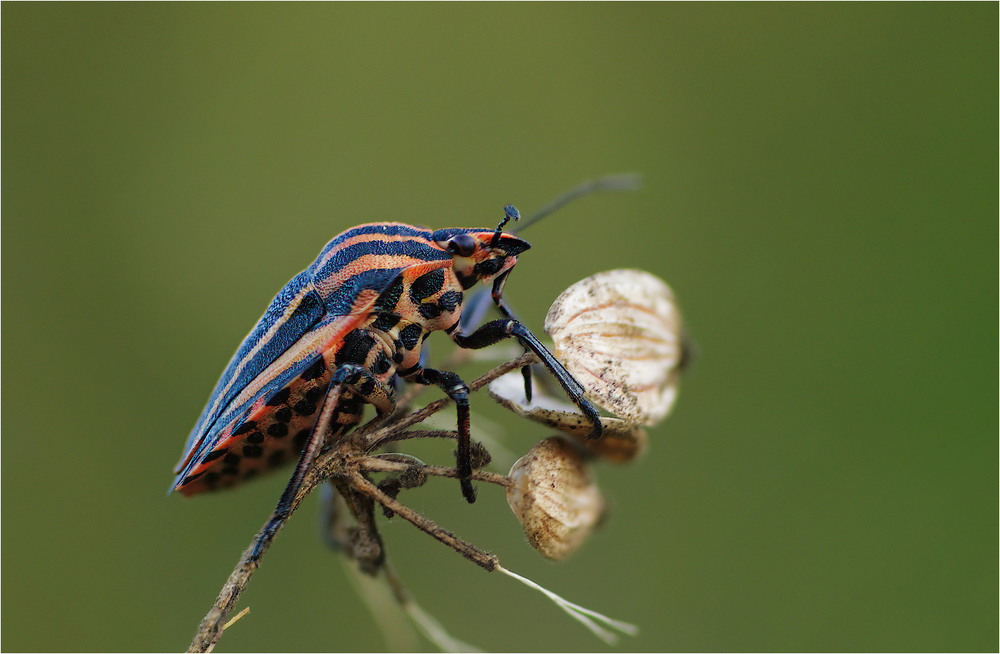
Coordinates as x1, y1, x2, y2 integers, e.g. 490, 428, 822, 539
487, 272, 533, 402
331, 362, 396, 417
452, 319, 603, 439
249, 363, 395, 564
406, 367, 476, 504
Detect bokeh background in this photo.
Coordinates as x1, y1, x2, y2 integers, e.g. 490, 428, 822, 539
3, 4, 995, 652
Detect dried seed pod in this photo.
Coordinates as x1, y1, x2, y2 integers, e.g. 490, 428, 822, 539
489, 371, 647, 462
506, 437, 605, 560
544, 269, 684, 426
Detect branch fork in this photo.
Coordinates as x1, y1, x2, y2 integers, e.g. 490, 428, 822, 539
188, 353, 535, 653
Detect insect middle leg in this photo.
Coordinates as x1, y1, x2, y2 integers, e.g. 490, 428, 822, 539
451, 319, 603, 438
404, 367, 476, 503
249, 362, 395, 563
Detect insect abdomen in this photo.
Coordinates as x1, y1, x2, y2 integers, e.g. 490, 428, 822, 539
176, 351, 352, 495
176, 319, 410, 495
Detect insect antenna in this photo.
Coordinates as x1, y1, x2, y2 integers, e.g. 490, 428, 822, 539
490, 204, 521, 247
513, 172, 642, 233
462, 172, 642, 332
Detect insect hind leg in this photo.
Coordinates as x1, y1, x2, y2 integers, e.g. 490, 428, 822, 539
248, 363, 396, 563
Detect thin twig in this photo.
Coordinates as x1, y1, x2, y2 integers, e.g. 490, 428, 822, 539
348, 470, 499, 571
513, 172, 643, 233
381, 561, 482, 653
187, 352, 535, 653
221, 607, 251, 632
364, 351, 537, 452
358, 456, 515, 489
367, 428, 459, 444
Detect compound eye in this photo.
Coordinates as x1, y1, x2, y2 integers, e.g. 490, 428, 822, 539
446, 233, 477, 258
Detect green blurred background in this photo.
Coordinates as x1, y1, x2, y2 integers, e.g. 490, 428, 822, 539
3, 3, 996, 652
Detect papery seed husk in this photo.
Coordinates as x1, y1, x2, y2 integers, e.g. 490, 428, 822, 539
507, 437, 605, 560
544, 269, 684, 426
489, 371, 648, 462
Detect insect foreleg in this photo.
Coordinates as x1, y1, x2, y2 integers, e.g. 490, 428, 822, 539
452, 319, 604, 439
405, 367, 475, 504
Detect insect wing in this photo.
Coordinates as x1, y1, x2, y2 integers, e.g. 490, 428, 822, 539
174, 222, 456, 492
174, 317, 359, 492
174, 271, 328, 478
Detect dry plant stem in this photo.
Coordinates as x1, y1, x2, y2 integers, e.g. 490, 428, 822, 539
187, 352, 536, 653
380, 560, 482, 653
371, 428, 460, 443
364, 351, 538, 452
348, 471, 500, 571
360, 456, 514, 489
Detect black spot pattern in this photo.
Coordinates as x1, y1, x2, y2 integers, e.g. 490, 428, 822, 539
301, 357, 327, 381
266, 388, 291, 406
438, 290, 463, 313
372, 312, 401, 331
418, 302, 442, 320
293, 429, 311, 448
202, 449, 226, 463
377, 277, 405, 311
294, 398, 317, 416
340, 395, 364, 413
184, 283, 449, 493
399, 323, 422, 350
372, 352, 391, 375
409, 269, 445, 302
336, 330, 377, 365
473, 259, 503, 278
359, 378, 376, 395
233, 421, 257, 436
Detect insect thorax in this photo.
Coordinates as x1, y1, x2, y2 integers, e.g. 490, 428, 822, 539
359, 263, 469, 377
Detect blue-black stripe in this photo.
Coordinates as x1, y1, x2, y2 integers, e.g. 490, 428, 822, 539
181, 271, 324, 459
311, 237, 448, 283
315, 223, 435, 261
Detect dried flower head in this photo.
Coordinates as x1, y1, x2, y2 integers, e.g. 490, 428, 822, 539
506, 437, 606, 560
544, 269, 685, 426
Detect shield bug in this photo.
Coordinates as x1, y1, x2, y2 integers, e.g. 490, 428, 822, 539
170, 186, 645, 561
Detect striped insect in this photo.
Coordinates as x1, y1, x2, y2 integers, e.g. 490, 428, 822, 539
172, 203, 607, 560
